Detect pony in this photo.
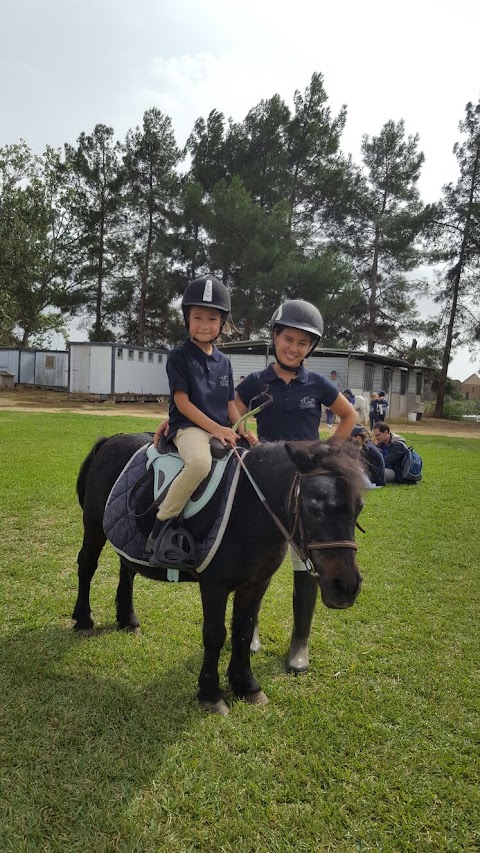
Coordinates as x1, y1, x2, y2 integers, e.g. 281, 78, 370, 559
352, 395, 369, 425
72, 434, 364, 715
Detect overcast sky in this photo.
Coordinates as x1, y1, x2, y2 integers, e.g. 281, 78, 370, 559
1, 0, 479, 378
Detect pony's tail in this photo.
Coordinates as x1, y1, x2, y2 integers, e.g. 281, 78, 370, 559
76, 437, 111, 508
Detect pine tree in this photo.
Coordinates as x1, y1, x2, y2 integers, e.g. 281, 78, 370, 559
430, 98, 480, 416
64, 125, 125, 341
122, 108, 180, 345
340, 120, 430, 353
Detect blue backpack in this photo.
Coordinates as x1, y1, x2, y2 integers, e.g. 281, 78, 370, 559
399, 446, 423, 484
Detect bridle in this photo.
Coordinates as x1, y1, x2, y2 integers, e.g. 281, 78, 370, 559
232, 448, 359, 579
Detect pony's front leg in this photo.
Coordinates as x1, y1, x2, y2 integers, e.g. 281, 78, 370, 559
72, 526, 106, 631
198, 583, 229, 715
116, 560, 140, 633
228, 580, 270, 706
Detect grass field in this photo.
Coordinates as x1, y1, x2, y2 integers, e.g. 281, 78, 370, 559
0, 411, 479, 853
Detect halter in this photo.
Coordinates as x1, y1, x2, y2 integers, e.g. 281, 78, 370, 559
232, 449, 358, 579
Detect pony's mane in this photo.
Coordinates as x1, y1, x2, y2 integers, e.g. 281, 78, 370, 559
250, 439, 364, 500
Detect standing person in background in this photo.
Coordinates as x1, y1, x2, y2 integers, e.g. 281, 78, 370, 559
235, 300, 357, 674
325, 369, 342, 428
369, 392, 380, 430
377, 390, 389, 422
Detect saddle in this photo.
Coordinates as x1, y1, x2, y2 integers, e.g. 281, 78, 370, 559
103, 437, 247, 581
146, 435, 234, 519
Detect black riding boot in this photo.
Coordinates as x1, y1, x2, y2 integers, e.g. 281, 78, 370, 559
286, 571, 318, 674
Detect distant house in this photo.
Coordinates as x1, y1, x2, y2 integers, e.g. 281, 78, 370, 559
460, 373, 480, 401
217, 340, 426, 420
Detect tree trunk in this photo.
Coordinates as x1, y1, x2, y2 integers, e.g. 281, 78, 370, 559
434, 140, 480, 417
138, 166, 154, 346
367, 226, 380, 353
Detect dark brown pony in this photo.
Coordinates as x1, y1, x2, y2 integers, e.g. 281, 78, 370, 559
73, 435, 364, 714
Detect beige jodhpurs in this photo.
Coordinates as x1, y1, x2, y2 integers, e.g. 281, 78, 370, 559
157, 427, 213, 521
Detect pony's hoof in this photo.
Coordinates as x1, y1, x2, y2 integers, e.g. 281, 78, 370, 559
120, 624, 141, 635
201, 699, 230, 716
245, 690, 269, 706
74, 625, 95, 637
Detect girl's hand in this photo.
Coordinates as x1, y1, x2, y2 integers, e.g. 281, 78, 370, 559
212, 425, 239, 447
238, 429, 258, 446
153, 418, 170, 448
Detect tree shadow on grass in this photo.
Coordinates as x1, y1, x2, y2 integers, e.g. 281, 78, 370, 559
0, 624, 218, 850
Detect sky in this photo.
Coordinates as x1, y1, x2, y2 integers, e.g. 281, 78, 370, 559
1, 0, 479, 380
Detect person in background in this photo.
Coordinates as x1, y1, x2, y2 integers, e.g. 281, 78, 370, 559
350, 425, 385, 487
344, 388, 356, 406
325, 369, 342, 428
369, 392, 380, 430
235, 300, 357, 674
377, 390, 389, 422
372, 423, 408, 483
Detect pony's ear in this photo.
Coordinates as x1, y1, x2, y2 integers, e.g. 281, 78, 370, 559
285, 440, 331, 473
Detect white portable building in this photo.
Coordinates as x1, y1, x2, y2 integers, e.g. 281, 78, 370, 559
0, 348, 68, 388
68, 342, 170, 396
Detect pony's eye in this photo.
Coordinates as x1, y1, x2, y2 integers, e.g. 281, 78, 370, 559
306, 501, 323, 518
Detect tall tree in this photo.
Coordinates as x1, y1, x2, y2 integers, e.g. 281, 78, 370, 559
340, 120, 429, 352
430, 98, 480, 416
0, 143, 79, 345
64, 125, 125, 341
122, 108, 180, 345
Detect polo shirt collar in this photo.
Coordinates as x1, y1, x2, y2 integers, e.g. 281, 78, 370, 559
266, 362, 308, 384
185, 338, 220, 361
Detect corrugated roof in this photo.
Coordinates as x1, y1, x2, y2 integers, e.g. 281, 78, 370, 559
218, 340, 420, 369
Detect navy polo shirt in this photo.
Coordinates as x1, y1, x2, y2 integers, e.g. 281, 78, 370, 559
167, 339, 235, 438
236, 363, 339, 441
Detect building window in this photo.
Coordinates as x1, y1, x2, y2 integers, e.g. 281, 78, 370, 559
138, 351, 144, 362
416, 373, 423, 395
364, 363, 375, 392
148, 352, 154, 363
117, 348, 123, 359
128, 350, 134, 360
44, 355, 55, 369
157, 354, 163, 364
382, 367, 391, 393
400, 371, 407, 395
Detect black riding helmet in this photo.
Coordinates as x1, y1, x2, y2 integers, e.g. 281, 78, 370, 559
182, 276, 231, 332
270, 299, 323, 372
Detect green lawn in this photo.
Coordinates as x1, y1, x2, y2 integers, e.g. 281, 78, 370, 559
0, 411, 479, 852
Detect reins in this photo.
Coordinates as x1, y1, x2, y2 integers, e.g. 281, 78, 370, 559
231, 447, 358, 579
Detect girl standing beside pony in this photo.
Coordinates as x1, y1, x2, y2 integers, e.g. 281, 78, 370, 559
235, 299, 356, 673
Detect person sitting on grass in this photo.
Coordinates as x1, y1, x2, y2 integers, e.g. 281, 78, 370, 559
350, 425, 385, 487
372, 423, 408, 484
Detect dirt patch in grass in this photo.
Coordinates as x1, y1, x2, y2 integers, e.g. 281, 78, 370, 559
1, 387, 479, 438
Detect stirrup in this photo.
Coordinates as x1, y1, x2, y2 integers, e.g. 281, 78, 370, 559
147, 518, 197, 570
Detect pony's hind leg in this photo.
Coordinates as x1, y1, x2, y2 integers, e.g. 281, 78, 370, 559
228, 580, 270, 705
72, 525, 106, 631
198, 584, 229, 715
116, 560, 140, 633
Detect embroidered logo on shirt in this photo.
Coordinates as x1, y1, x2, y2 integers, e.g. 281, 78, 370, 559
299, 396, 316, 409
219, 374, 229, 387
